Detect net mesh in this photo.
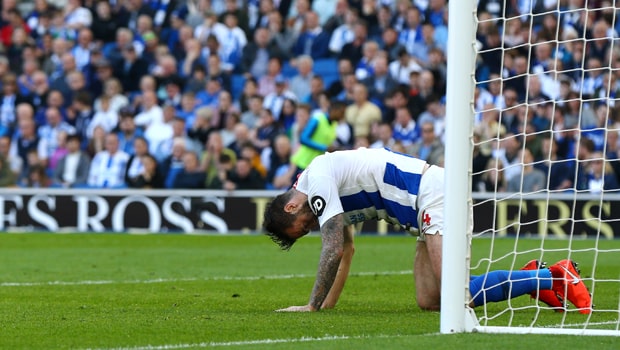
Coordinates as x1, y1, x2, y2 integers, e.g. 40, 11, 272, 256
469, 2, 620, 333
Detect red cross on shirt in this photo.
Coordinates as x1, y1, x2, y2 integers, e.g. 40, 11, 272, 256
423, 212, 431, 226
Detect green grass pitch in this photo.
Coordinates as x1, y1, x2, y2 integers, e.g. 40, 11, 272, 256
1, 233, 619, 349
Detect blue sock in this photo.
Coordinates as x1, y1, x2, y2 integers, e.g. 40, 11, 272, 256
469, 269, 553, 307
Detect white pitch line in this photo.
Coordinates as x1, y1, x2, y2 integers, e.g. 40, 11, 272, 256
0, 270, 412, 287
84, 333, 413, 350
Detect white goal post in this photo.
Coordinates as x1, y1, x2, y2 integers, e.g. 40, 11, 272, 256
441, 0, 620, 336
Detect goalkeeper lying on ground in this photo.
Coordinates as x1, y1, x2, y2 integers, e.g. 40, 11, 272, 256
263, 147, 592, 314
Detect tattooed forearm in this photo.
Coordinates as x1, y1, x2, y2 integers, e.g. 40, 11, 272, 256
308, 214, 345, 310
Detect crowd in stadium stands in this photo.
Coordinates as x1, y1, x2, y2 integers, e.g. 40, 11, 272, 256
0, 0, 619, 193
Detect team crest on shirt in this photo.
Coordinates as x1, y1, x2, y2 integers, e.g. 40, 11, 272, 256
310, 196, 326, 216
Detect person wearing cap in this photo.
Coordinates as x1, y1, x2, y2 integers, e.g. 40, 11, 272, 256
262, 75, 297, 120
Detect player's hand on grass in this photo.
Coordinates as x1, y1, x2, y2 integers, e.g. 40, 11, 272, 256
275, 304, 316, 312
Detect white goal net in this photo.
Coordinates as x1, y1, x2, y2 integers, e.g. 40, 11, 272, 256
442, 0, 620, 336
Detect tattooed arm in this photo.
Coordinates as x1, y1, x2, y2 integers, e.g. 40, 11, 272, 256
276, 214, 345, 312
321, 224, 355, 309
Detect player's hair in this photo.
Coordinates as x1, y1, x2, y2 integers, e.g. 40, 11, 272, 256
263, 190, 297, 251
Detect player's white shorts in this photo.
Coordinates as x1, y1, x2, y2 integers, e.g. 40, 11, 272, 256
416, 165, 473, 242
416, 165, 445, 241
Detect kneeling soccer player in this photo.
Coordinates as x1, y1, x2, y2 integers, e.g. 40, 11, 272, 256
263, 148, 592, 314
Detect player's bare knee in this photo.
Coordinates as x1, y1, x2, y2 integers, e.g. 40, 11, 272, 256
416, 292, 440, 311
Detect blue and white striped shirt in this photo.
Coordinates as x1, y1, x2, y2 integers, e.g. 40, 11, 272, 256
295, 148, 427, 229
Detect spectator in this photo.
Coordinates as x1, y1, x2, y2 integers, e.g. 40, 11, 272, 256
201, 131, 237, 189
507, 148, 547, 192
173, 151, 207, 189
90, 1, 118, 44
188, 106, 214, 148
265, 133, 295, 190
212, 91, 239, 130
194, 11, 227, 45
27, 70, 51, 119
355, 40, 380, 81
238, 77, 259, 113
219, 0, 250, 37
87, 132, 129, 188
0, 152, 16, 187
328, 8, 358, 56
196, 76, 223, 109
95, 78, 130, 115
177, 91, 198, 126
87, 125, 106, 158
344, 82, 381, 140
258, 56, 284, 97
289, 55, 314, 102
113, 44, 149, 94
218, 13, 248, 74
159, 137, 187, 189
146, 104, 175, 159
339, 19, 367, 66
322, 0, 348, 34
263, 75, 297, 121
52, 134, 90, 188
251, 107, 286, 152
66, 90, 94, 143
241, 94, 263, 129
134, 90, 163, 130
37, 107, 75, 162
17, 57, 40, 97
240, 142, 267, 179
219, 111, 241, 148
71, 28, 96, 72
185, 65, 208, 95
1, 74, 29, 134
49, 53, 78, 101
248, 0, 276, 38
47, 129, 69, 172
493, 133, 523, 184
179, 38, 204, 79
64, 0, 93, 33
303, 76, 325, 111
477, 157, 507, 192
407, 120, 444, 166
369, 121, 396, 149
398, 6, 423, 56
392, 107, 418, 147
25, 164, 51, 188
126, 153, 162, 189
583, 151, 619, 194
0, 135, 21, 176
161, 76, 184, 110
124, 136, 150, 186
292, 11, 331, 59
362, 53, 398, 108
388, 47, 422, 85
116, 108, 144, 156
534, 135, 574, 191
267, 10, 297, 60
223, 157, 266, 190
